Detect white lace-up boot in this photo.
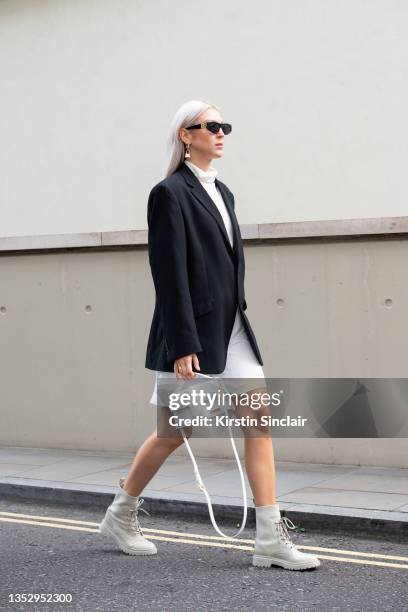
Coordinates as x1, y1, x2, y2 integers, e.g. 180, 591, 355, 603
252, 504, 320, 570
98, 477, 157, 555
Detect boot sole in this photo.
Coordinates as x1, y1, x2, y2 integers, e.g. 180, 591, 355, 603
252, 554, 320, 570
99, 517, 157, 556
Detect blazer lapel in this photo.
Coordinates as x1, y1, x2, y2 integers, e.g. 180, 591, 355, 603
177, 163, 239, 262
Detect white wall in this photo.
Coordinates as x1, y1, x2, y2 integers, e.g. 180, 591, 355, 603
1, 0, 407, 237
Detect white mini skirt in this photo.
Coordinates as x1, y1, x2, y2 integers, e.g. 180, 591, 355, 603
149, 307, 265, 407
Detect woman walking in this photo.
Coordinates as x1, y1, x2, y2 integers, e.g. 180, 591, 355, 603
99, 100, 320, 571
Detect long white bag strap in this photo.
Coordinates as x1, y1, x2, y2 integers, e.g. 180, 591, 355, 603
177, 373, 248, 540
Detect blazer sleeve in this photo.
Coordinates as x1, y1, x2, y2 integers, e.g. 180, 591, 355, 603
147, 183, 203, 362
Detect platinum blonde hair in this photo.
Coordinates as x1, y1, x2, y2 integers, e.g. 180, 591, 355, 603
164, 99, 221, 178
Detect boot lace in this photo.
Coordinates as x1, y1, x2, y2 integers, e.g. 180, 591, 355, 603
275, 516, 297, 549
127, 498, 150, 536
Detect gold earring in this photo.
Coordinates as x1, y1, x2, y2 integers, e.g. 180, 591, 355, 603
184, 143, 191, 159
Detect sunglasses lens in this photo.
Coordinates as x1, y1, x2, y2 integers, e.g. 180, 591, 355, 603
206, 122, 232, 134
207, 122, 219, 134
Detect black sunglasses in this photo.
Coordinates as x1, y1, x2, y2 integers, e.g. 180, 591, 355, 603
186, 121, 232, 135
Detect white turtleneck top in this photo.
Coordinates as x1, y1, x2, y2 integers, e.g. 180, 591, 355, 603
184, 160, 234, 248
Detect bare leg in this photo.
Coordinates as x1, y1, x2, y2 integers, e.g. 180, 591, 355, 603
244, 436, 276, 506
235, 387, 277, 506
122, 406, 192, 497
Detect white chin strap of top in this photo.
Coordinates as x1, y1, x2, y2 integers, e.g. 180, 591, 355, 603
177, 373, 248, 540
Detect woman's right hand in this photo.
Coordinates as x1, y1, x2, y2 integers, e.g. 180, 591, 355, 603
174, 354, 201, 380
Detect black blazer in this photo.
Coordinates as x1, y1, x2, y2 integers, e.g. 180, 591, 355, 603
144, 161, 264, 374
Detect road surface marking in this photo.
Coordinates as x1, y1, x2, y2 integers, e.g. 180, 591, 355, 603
1, 511, 407, 569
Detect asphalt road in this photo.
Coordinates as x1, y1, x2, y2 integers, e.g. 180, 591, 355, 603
0, 496, 407, 612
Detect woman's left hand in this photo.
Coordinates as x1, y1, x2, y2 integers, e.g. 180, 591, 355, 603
174, 353, 200, 380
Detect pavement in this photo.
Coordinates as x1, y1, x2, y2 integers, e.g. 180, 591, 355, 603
1, 445, 407, 537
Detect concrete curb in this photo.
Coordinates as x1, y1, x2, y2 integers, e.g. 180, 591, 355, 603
1, 481, 407, 541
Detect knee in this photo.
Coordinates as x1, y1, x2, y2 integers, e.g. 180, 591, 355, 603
238, 414, 271, 437
154, 425, 193, 449
236, 403, 272, 437
240, 424, 271, 438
